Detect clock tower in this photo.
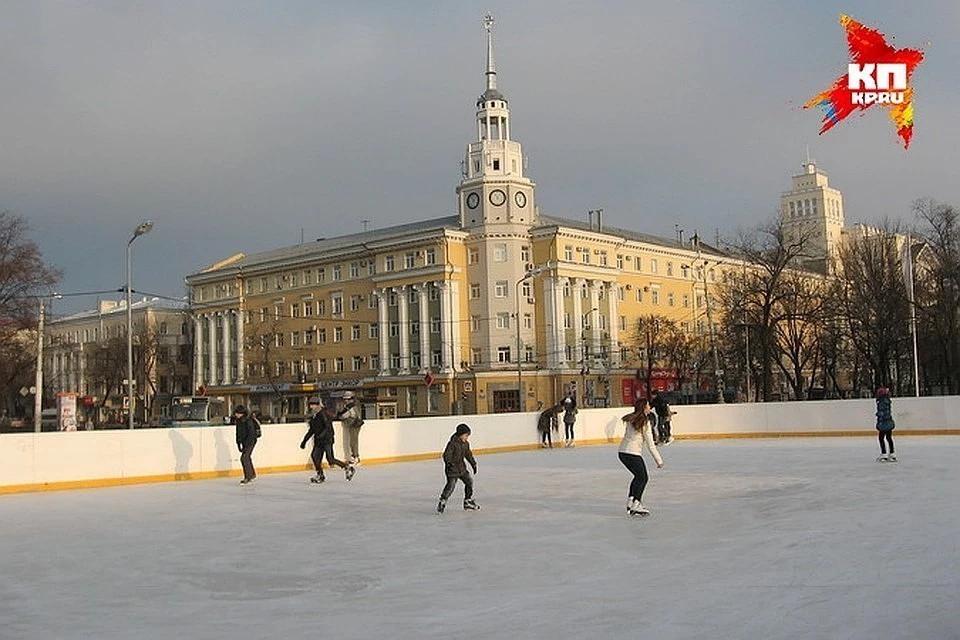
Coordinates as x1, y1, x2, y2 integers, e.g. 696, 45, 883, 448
457, 14, 537, 229
457, 15, 540, 392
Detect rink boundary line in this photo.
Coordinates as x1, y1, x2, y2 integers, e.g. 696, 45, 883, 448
3, 432, 958, 495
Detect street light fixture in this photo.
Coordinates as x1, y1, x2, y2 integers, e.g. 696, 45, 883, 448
515, 266, 543, 412
127, 220, 154, 429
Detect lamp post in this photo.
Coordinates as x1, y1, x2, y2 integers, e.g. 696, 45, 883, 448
516, 267, 543, 412
684, 253, 724, 403
127, 220, 154, 429
33, 293, 62, 432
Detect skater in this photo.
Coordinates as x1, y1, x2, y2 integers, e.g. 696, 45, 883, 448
618, 399, 664, 516
875, 386, 896, 462
336, 391, 364, 464
649, 389, 673, 444
437, 423, 479, 513
561, 396, 577, 447
300, 397, 355, 483
537, 404, 560, 448
233, 405, 260, 484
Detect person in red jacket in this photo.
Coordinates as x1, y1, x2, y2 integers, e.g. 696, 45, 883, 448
437, 423, 479, 513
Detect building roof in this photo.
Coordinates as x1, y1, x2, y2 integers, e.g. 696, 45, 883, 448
50, 297, 188, 325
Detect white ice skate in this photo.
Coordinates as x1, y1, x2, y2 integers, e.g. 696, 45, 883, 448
463, 498, 480, 511
628, 502, 650, 517
876, 453, 889, 463
887, 452, 897, 462
345, 465, 357, 481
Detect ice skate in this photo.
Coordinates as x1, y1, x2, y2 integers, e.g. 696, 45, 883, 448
887, 452, 897, 462
628, 502, 650, 517
345, 465, 357, 481
463, 498, 480, 511
310, 474, 325, 483
876, 453, 888, 462
239, 478, 252, 485
436, 499, 446, 514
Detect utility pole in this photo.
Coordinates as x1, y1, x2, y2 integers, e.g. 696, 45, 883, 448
34, 299, 45, 432
698, 245, 724, 403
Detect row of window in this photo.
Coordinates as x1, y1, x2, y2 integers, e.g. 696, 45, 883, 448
467, 244, 531, 265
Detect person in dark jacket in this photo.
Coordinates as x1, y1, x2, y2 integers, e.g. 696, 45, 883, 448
233, 405, 259, 484
561, 396, 578, 447
537, 404, 560, 448
300, 397, 355, 483
649, 390, 673, 444
437, 423, 479, 513
875, 387, 897, 462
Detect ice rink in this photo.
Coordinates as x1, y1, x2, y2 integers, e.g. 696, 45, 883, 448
1, 436, 958, 640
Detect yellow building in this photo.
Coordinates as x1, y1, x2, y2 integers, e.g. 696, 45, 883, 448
185, 17, 728, 418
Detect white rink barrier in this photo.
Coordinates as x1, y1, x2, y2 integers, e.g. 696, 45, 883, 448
2, 396, 958, 494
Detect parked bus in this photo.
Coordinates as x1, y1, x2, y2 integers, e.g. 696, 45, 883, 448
168, 396, 228, 427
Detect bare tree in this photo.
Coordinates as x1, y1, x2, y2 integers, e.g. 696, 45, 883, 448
772, 271, 828, 399
835, 222, 911, 392
0, 212, 61, 418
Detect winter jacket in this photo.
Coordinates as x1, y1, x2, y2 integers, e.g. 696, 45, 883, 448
337, 402, 363, 429
650, 394, 670, 420
443, 433, 477, 477
537, 408, 559, 433
235, 414, 259, 450
618, 411, 663, 465
876, 396, 895, 432
301, 410, 334, 448
562, 405, 577, 425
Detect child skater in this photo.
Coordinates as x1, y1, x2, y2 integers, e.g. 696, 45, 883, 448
875, 386, 897, 462
537, 404, 560, 448
437, 423, 479, 513
619, 399, 664, 516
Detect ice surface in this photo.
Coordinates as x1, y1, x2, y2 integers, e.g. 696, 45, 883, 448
1, 437, 958, 640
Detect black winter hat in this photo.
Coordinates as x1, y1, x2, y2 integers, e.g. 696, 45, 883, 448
233, 405, 247, 415
455, 423, 471, 436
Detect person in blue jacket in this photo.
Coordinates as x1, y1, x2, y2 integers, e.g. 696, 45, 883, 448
875, 387, 896, 462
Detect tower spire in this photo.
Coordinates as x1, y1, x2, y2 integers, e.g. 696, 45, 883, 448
484, 13, 497, 91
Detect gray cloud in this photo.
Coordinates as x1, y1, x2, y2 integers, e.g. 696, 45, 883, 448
1, 1, 956, 315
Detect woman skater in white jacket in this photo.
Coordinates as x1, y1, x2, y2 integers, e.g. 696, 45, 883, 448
619, 399, 664, 516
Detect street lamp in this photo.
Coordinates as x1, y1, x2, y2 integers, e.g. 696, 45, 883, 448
33, 293, 62, 432
683, 255, 724, 403
516, 266, 543, 412
127, 220, 154, 429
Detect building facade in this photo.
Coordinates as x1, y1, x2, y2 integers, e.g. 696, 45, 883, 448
44, 298, 193, 426
185, 17, 730, 418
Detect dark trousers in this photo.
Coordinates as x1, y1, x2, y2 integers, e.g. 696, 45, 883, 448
564, 422, 575, 440
240, 440, 257, 481
878, 430, 895, 453
540, 429, 553, 447
657, 419, 671, 443
311, 440, 347, 478
618, 451, 649, 501
440, 473, 473, 501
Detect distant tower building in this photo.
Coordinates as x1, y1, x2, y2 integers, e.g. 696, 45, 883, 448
780, 156, 845, 272
456, 14, 538, 370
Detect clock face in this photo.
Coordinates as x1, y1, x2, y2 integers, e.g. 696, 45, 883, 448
466, 192, 480, 209
514, 191, 527, 208
489, 189, 507, 206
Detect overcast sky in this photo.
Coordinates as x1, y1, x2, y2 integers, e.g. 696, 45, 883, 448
2, 1, 957, 316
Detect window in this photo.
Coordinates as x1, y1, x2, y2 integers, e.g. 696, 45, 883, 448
332, 294, 343, 316
425, 248, 436, 265
494, 281, 508, 298
291, 331, 301, 347
350, 295, 361, 312
350, 262, 360, 278
368, 295, 377, 309
667, 293, 675, 307
635, 258, 643, 272
470, 283, 481, 299
351, 325, 361, 341
274, 305, 282, 320
318, 328, 327, 344
618, 286, 625, 301
334, 357, 344, 372
652, 290, 660, 305
430, 317, 441, 333
305, 329, 314, 345
385, 255, 395, 272
617, 255, 624, 269
405, 252, 416, 269
582, 250, 590, 264
493, 244, 507, 262
683, 293, 690, 308
497, 346, 511, 363
259, 277, 268, 292
389, 323, 399, 337
469, 248, 480, 264
334, 327, 343, 342
304, 301, 313, 317
563, 282, 571, 297
636, 289, 643, 303
332, 265, 342, 281
471, 315, 480, 332
521, 281, 532, 298
431, 350, 442, 368
523, 313, 532, 329
429, 286, 439, 301
650, 259, 658, 274
496, 313, 510, 329
409, 289, 417, 304
564, 313, 571, 329
369, 324, 379, 339
564, 246, 573, 261
391, 354, 401, 369
619, 316, 626, 330
599, 251, 608, 266
318, 268, 326, 282
318, 359, 327, 373
411, 321, 420, 335
352, 356, 363, 371
368, 261, 376, 276
667, 262, 674, 276
525, 346, 534, 363
370, 355, 379, 371
521, 246, 530, 263
303, 269, 314, 285
471, 348, 482, 365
